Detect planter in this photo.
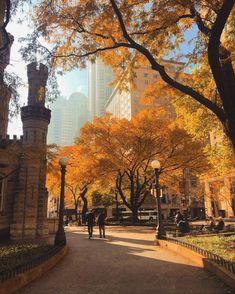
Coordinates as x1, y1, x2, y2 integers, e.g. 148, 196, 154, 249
0, 245, 68, 294
158, 239, 235, 290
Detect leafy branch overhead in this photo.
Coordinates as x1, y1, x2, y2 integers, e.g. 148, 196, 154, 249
22, 0, 235, 150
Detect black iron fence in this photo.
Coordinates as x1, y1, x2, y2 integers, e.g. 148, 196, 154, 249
164, 224, 235, 237
165, 236, 235, 275
0, 243, 65, 283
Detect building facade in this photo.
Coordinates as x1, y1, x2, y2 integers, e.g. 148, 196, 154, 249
203, 172, 235, 218
202, 132, 235, 218
105, 61, 182, 119
48, 92, 88, 146
88, 58, 114, 121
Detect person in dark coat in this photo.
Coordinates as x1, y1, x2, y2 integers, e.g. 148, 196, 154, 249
208, 216, 216, 231
97, 212, 106, 238
175, 210, 184, 225
86, 211, 95, 239
214, 217, 225, 232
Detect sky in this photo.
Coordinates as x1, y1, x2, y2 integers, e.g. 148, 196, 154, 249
6, 15, 88, 136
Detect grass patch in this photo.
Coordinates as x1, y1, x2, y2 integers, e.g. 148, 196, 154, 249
0, 244, 53, 273
180, 235, 235, 261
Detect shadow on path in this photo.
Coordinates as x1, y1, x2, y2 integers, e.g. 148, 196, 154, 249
17, 228, 232, 294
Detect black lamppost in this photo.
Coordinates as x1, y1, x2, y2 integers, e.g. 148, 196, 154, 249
54, 157, 68, 246
151, 160, 166, 240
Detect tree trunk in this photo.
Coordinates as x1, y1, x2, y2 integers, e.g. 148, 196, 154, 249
81, 195, 88, 224
131, 207, 139, 224
74, 202, 78, 221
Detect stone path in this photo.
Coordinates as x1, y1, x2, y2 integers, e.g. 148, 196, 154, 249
18, 226, 232, 294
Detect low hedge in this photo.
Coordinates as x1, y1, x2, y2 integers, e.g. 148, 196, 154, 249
0, 244, 53, 273
180, 234, 235, 261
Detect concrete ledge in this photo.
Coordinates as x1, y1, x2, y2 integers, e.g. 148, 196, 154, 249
158, 240, 235, 290
0, 245, 68, 294
203, 259, 235, 290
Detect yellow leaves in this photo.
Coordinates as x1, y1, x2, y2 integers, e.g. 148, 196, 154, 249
78, 108, 206, 179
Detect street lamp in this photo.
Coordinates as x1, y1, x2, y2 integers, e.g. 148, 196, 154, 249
54, 157, 68, 246
151, 160, 166, 240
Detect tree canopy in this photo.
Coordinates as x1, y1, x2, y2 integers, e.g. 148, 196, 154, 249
26, 0, 235, 150
47, 109, 208, 221
77, 109, 207, 221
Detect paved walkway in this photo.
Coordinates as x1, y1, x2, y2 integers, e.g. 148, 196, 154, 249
18, 226, 232, 294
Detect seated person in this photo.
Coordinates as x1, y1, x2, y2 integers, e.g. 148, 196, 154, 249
208, 216, 216, 231
214, 217, 224, 232
200, 216, 215, 232
178, 219, 190, 234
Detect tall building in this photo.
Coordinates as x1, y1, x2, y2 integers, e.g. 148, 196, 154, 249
48, 92, 88, 146
105, 60, 183, 119
88, 58, 114, 121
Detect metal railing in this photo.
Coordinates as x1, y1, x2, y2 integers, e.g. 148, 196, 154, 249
165, 224, 235, 237
165, 236, 235, 275
0, 243, 65, 283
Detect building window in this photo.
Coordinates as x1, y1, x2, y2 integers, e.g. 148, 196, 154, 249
171, 194, 177, 204
0, 177, 5, 212
161, 194, 167, 204
144, 73, 148, 78
181, 194, 186, 205
190, 177, 197, 187
144, 80, 149, 85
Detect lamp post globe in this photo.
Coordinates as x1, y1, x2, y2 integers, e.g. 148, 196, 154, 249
151, 160, 161, 170
151, 159, 166, 240
54, 157, 68, 246
59, 157, 68, 167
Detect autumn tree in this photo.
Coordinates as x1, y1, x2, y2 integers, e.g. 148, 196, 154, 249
92, 190, 115, 209
58, 145, 107, 223
141, 73, 235, 176
79, 109, 208, 222
28, 0, 235, 150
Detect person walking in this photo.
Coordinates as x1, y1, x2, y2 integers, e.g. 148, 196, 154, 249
97, 212, 106, 238
86, 210, 95, 239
